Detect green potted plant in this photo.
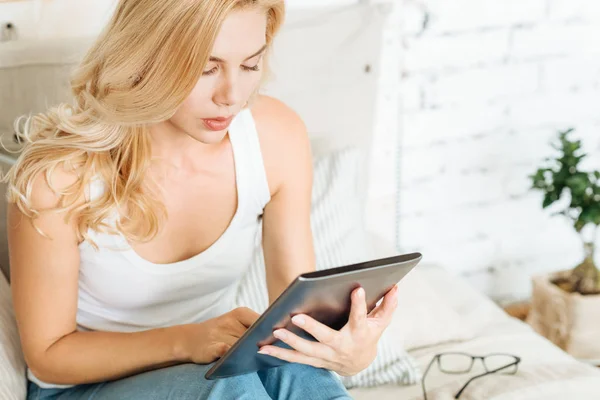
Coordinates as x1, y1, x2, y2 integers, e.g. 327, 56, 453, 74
526, 128, 600, 363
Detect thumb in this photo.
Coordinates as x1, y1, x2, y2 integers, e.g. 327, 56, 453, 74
234, 306, 260, 328
348, 287, 368, 332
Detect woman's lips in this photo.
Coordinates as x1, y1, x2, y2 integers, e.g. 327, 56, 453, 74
201, 116, 233, 131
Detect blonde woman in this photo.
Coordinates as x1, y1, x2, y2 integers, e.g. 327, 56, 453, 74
4, 0, 399, 399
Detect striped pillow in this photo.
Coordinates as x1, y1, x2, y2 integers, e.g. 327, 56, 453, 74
235, 147, 421, 389
0, 271, 27, 399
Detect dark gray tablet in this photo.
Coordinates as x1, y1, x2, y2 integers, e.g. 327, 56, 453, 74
205, 252, 422, 380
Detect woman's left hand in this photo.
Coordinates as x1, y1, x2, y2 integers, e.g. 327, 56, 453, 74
257, 284, 399, 377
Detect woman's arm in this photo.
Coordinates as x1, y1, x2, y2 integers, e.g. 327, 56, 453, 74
251, 96, 315, 304
8, 169, 185, 385
251, 96, 399, 377
8, 168, 257, 385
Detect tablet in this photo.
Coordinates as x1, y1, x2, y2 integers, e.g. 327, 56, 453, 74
205, 252, 422, 380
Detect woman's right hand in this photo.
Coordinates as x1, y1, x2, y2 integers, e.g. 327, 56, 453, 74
176, 307, 261, 364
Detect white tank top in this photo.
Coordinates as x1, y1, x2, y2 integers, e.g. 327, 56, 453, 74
29, 109, 271, 388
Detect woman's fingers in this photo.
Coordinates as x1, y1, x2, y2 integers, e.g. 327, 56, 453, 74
272, 328, 337, 361
233, 307, 260, 328
221, 334, 240, 347
290, 314, 339, 346
368, 285, 398, 324
257, 345, 340, 371
348, 287, 368, 332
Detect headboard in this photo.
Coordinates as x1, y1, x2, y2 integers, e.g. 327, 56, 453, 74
266, 4, 385, 156
0, 153, 14, 280
0, 2, 389, 281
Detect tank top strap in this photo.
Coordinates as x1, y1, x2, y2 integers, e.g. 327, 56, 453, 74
228, 108, 271, 212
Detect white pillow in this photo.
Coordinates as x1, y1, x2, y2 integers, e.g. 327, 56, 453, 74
0, 272, 27, 400
367, 232, 475, 351
234, 147, 421, 389
391, 268, 474, 351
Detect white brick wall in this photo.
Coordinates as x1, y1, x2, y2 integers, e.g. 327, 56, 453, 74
419, 0, 547, 33
404, 30, 511, 72
365, 2, 402, 244
396, 0, 600, 303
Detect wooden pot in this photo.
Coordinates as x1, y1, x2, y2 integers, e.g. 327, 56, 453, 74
526, 271, 600, 363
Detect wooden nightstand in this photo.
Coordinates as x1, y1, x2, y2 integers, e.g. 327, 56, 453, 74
503, 301, 531, 321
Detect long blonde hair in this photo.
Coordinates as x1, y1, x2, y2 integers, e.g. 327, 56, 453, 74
2, 0, 285, 247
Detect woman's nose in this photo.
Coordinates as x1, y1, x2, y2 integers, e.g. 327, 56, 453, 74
214, 76, 239, 108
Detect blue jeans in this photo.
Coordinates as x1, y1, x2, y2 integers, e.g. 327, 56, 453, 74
27, 362, 353, 400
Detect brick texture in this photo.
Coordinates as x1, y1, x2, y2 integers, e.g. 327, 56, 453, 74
393, 0, 600, 303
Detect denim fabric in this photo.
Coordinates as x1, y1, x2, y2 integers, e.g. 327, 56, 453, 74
27, 362, 352, 400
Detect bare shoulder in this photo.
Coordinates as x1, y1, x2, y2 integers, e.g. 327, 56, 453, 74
7, 163, 84, 242
30, 166, 82, 209
250, 95, 311, 195
250, 95, 306, 140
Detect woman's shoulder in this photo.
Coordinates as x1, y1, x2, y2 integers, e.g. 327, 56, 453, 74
249, 95, 311, 195
6, 162, 85, 246
17, 163, 85, 211
250, 95, 307, 147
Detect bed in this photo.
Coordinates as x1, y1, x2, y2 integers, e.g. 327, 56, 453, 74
349, 257, 600, 399
2, 2, 600, 399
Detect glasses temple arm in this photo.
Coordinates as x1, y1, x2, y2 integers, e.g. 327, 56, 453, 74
421, 356, 438, 400
454, 362, 519, 399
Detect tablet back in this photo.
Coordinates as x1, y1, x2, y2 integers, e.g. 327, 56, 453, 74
205, 253, 422, 380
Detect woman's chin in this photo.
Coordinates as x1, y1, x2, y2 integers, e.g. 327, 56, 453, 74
189, 129, 228, 145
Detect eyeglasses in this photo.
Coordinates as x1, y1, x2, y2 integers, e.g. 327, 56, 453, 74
421, 352, 521, 400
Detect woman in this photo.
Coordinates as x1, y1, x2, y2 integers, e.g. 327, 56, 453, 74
4, 0, 399, 399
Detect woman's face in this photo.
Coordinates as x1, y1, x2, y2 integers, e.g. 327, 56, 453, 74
169, 8, 268, 144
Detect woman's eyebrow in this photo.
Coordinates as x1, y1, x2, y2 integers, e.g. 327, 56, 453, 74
209, 44, 267, 63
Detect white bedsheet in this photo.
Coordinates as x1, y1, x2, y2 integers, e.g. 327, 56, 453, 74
348, 265, 600, 400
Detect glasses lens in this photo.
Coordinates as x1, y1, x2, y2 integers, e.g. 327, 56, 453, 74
438, 353, 473, 373
484, 355, 518, 374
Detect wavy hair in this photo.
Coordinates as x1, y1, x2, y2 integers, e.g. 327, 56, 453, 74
2, 0, 285, 247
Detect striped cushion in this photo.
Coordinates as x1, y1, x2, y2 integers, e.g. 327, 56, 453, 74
235, 147, 421, 389
0, 271, 26, 399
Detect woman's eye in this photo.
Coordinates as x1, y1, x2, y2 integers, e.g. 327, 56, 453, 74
242, 64, 261, 72
202, 67, 218, 76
